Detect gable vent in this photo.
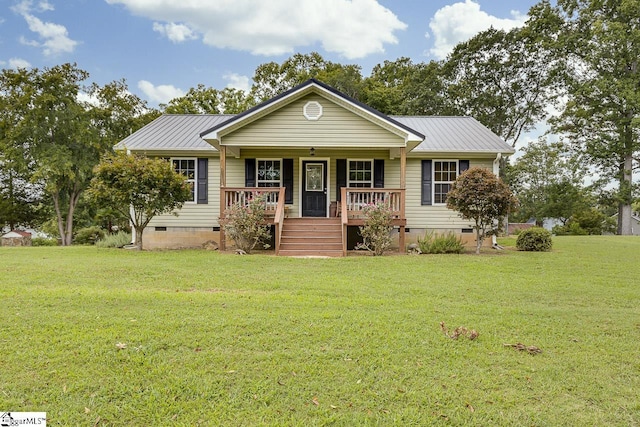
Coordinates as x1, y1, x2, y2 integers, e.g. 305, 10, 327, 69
303, 101, 323, 121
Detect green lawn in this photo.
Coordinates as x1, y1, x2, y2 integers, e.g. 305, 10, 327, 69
1, 237, 639, 426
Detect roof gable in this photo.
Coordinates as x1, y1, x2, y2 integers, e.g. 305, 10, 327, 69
200, 79, 425, 149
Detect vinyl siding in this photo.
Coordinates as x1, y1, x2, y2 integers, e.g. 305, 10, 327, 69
221, 94, 406, 149
405, 158, 495, 229
148, 157, 220, 227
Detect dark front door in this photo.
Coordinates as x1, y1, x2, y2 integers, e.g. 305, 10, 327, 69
302, 160, 327, 217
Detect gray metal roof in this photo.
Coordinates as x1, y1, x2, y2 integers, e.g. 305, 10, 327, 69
392, 116, 515, 155
115, 113, 514, 155
114, 114, 234, 152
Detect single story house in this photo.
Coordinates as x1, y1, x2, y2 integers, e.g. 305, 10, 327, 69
116, 79, 514, 255
1, 230, 32, 246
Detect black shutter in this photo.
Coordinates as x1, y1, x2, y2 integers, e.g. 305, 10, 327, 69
421, 160, 432, 205
283, 158, 293, 204
373, 159, 384, 188
336, 159, 347, 201
197, 158, 208, 204
459, 160, 470, 175
245, 158, 256, 187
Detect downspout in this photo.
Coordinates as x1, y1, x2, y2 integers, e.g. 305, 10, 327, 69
492, 153, 502, 248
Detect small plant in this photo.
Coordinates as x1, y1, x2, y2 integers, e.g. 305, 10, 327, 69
95, 231, 132, 248
221, 195, 271, 254
417, 231, 465, 254
355, 201, 393, 256
516, 227, 553, 251
32, 237, 58, 246
74, 226, 106, 245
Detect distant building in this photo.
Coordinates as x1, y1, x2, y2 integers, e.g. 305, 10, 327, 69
1, 230, 32, 246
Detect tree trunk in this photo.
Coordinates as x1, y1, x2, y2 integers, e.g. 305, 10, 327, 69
135, 227, 144, 250
52, 193, 67, 245
475, 225, 482, 255
618, 122, 634, 235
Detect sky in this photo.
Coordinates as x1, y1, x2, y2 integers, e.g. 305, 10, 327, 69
1, 0, 541, 107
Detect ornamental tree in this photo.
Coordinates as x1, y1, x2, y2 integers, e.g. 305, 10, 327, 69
87, 151, 192, 250
446, 167, 518, 254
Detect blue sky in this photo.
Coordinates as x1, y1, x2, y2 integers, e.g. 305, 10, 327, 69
1, 0, 540, 107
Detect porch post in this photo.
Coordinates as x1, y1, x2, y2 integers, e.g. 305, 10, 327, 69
219, 145, 227, 251
399, 147, 406, 253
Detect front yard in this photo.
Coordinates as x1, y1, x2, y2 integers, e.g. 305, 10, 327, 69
1, 236, 638, 425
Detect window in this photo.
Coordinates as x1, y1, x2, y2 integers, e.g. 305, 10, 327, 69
348, 160, 372, 188
257, 159, 281, 187
433, 160, 457, 204
172, 158, 196, 202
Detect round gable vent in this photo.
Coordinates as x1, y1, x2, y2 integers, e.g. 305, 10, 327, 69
303, 101, 323, 121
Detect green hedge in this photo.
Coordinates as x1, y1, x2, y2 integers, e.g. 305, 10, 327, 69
516, 227, 553, 252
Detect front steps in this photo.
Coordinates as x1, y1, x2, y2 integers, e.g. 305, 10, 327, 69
278, 217, 343, 257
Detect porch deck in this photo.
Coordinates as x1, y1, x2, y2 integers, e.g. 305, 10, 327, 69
220, 187, 406, 256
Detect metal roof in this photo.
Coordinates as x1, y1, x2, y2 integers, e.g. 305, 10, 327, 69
392, 116, 515, 155
114, 113, 514, 156
114, 114, 234, 152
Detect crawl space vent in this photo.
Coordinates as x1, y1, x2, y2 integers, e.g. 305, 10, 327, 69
303, 101, 323, 121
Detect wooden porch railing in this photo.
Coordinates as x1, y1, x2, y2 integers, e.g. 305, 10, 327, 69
220, 187, 285, 252
340, 188, 406, 255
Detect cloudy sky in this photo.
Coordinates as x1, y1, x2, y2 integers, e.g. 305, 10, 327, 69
1, 0, 538, 106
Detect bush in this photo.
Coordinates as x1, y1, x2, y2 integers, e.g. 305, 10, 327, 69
32, 237, 58, 246
74, 226, 106, 245
355, 202, 393, 256
221, 195, 271, 254
417, 231, 465, 254
95, 231, 132, 248
516, 227, 553, 251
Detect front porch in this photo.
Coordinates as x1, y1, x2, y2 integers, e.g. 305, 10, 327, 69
220, 187, 406, 256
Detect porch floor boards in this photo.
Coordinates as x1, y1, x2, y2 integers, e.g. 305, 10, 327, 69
278, 217, 343, 257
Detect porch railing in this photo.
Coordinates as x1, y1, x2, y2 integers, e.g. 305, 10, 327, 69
220, 187, 285, 252
340, 188, 405, 219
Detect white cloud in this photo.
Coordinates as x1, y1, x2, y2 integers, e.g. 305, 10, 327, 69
152, 22, 197, 43
224, 73, 251, 93
105, 0, 406, 59
8, 57, 32, 69
427, 0, 527, 59
137, 80, 185, 104
12, 0, 78, 56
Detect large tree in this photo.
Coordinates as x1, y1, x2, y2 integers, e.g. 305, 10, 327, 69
88, 151, 192, 250
442, 26, 560, 148
511, 139, 588, 225
535, 0, 640, 234
162, 84, 255, 114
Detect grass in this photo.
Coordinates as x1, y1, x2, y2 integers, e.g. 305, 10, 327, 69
1, 236, 639, 426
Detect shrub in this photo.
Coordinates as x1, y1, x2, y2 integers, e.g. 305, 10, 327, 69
32, 237, 58, 246
417, 231, 465, 254
95, 231, 132, 248
221, 195, 271, 254
74, 226, 106, 245
355, 202, 393, 256
516, 227, 553, 251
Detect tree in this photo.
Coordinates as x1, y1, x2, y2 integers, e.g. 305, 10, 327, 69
511, 139, 588, 225
162, 84, 255, 114
535, 0, 640, 234
442, 26, 560, 148
250, 52, 364, 102
446, 167, 518, 254
87, 151, 192, 250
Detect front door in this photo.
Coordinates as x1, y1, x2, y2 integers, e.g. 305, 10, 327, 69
302, 160, 327, 217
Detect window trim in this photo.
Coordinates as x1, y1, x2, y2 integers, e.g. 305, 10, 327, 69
347, 158, 373, 188
171, 157, 196, 203
433, 159, 458, 205
256, 158, 283, 188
